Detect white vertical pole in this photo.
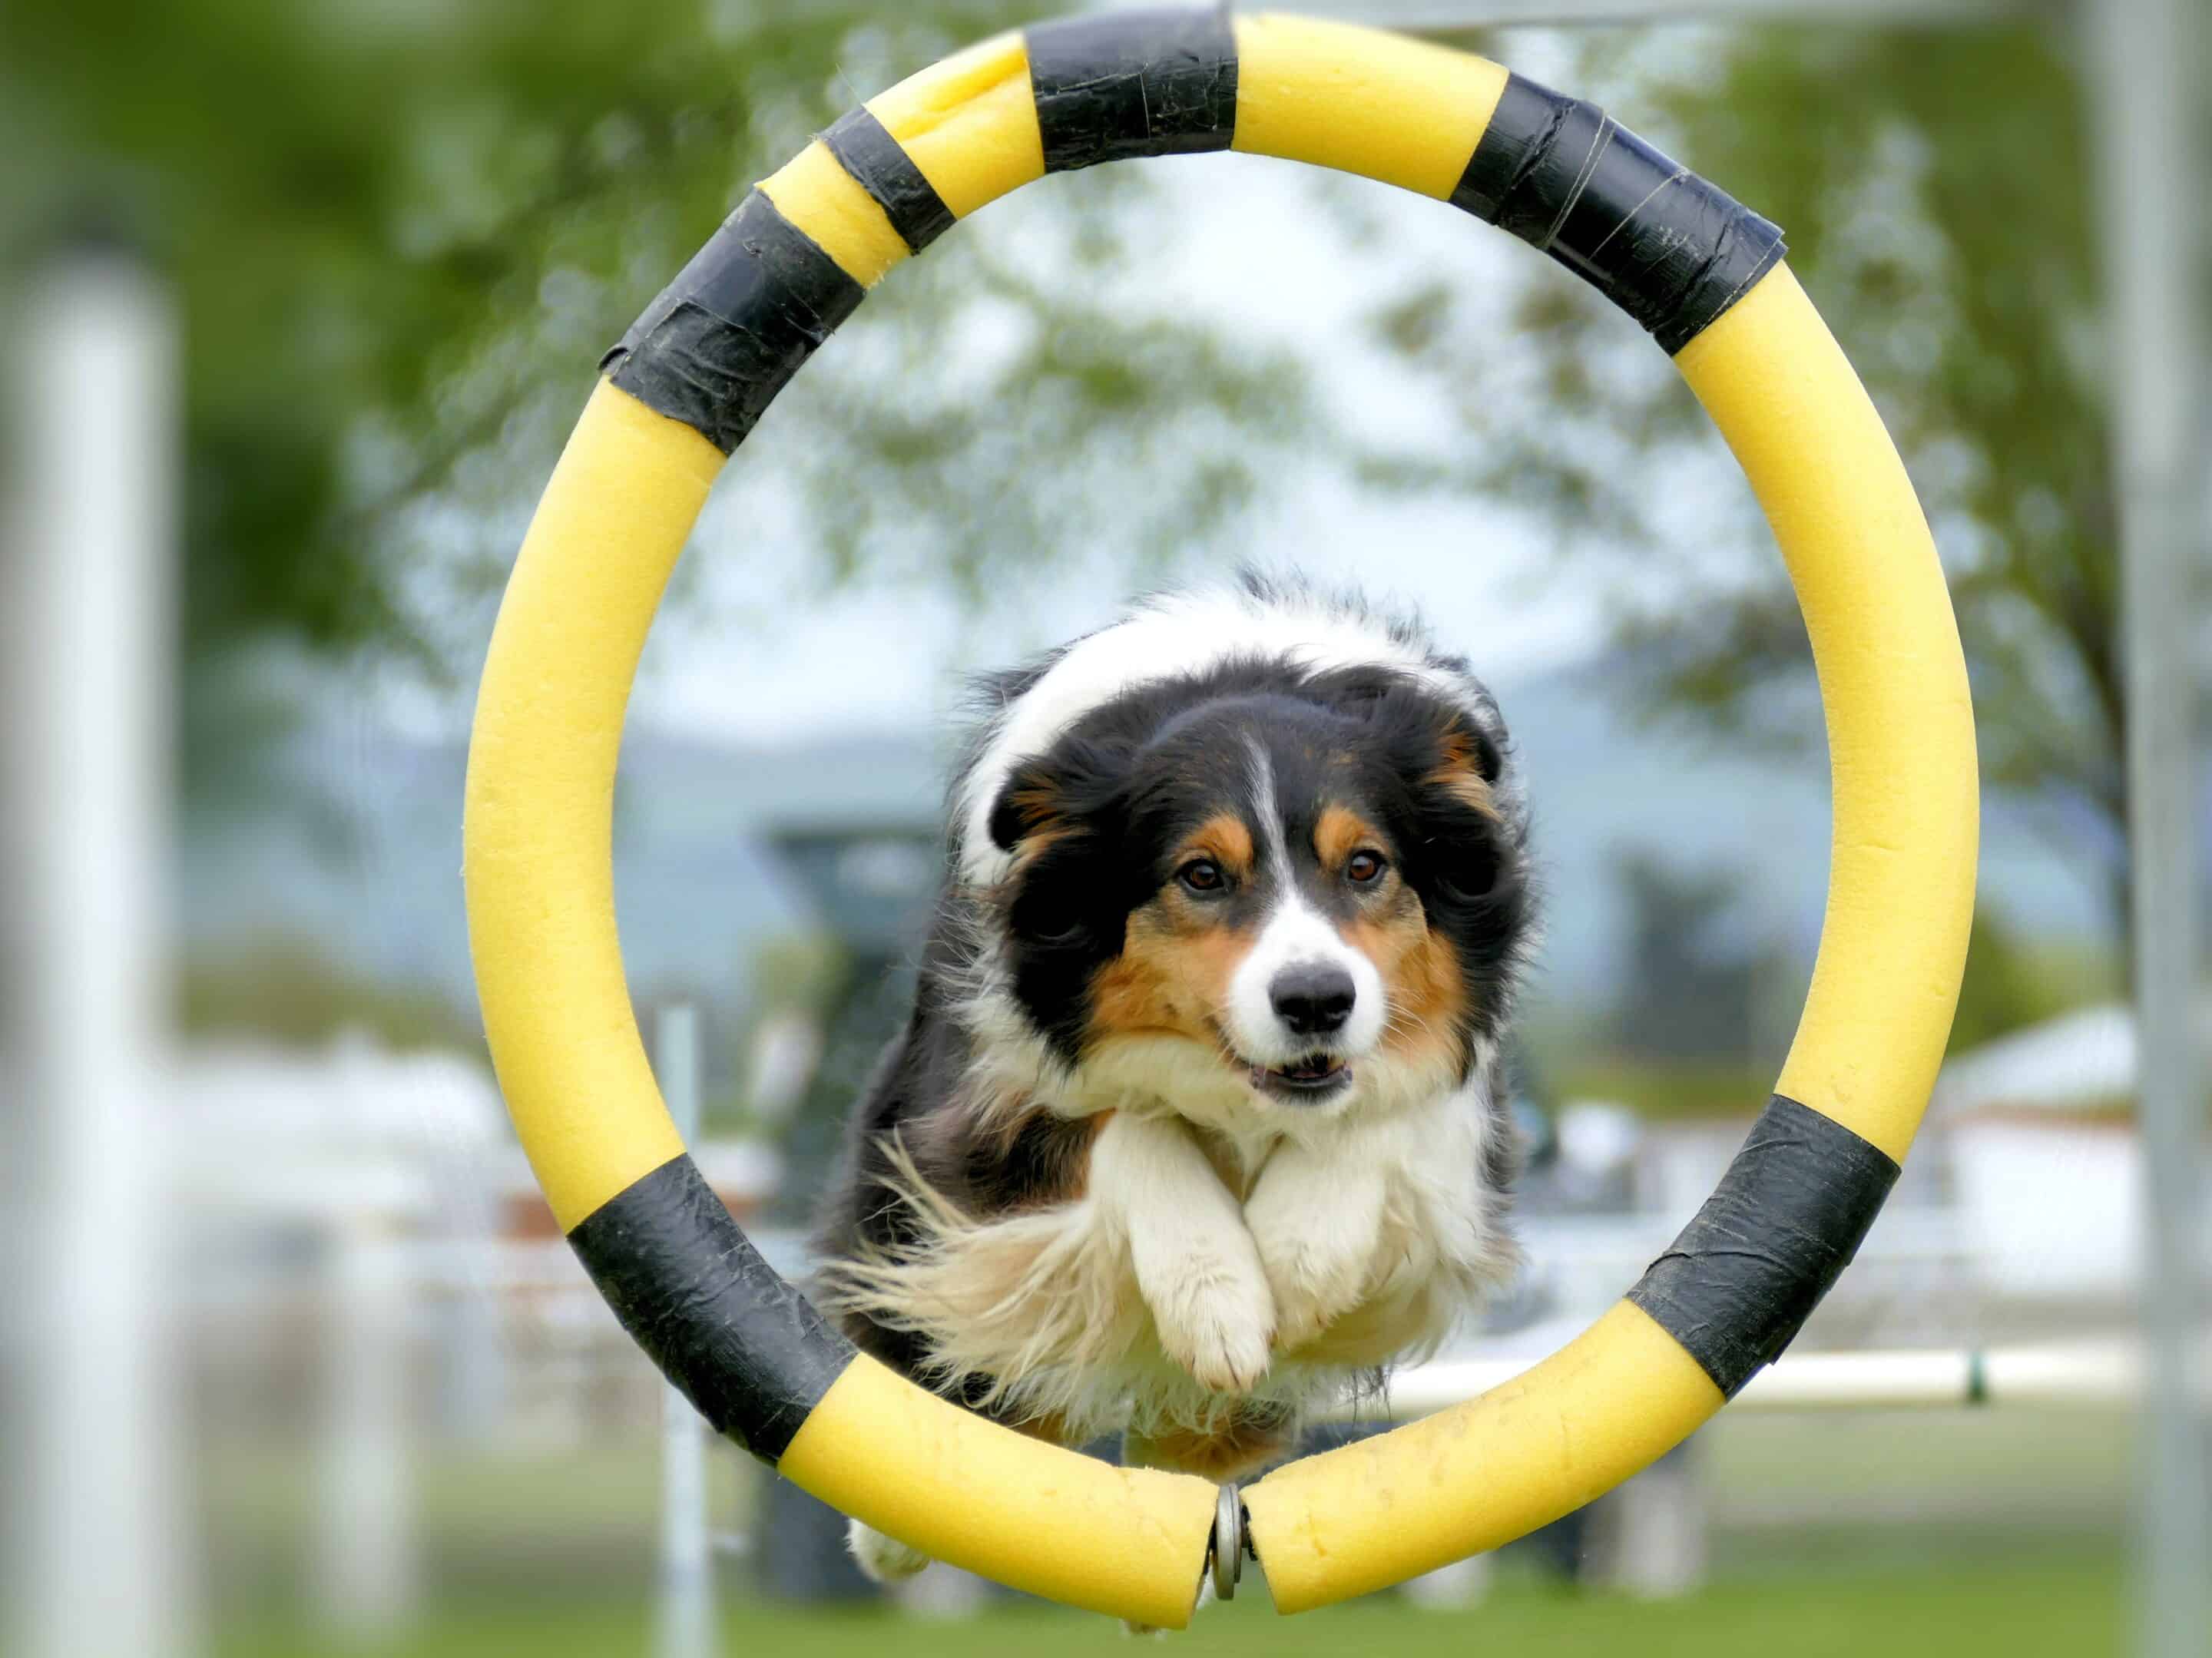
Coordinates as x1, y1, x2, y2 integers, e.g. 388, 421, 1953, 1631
4, 247, 195, 1658
313, 1217, 419, 1637
2088, 3, 2212, 1656
654, 1004, 714, 1658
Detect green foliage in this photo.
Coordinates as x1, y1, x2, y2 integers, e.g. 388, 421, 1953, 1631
1369, 22, 2129, 932
2, 0, 1313, 746
179, 935, 477, 1052
1544, 1054, 1779, 1123
747, 932, 852, 1020
1552, 879, 2114, 1121
1607, 852, 1786, 1063
1949, 902, 2120, 1054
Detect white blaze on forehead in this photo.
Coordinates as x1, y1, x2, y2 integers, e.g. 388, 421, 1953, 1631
1230, 737, 1386, 1064
1245, 737, 1290, 873
1227, 892, 1388, 1067
956, 587, 1456, 886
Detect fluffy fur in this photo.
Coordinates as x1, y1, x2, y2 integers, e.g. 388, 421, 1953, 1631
815, 577, 1537, 1577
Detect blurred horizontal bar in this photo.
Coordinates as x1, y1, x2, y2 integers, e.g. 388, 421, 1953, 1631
1324, 1342, 2155, 1421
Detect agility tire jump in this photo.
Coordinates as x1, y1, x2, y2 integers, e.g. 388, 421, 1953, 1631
463, 10, 1977, 1627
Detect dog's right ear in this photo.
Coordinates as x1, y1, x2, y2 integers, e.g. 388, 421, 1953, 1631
985, 739, 1122, 856
988, 761, 1063, 854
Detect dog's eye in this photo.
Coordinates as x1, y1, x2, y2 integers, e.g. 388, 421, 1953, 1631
1346, 849, 1388, 885
1177, 858, 1225, 894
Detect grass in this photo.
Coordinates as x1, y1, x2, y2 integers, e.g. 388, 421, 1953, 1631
203, 1411, 2138, 1654
217, 1557, 2126, 1658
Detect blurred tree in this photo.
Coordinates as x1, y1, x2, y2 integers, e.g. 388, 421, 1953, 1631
1608, 851, 1771, 1062
1371, 23, 2131, 932
1, 0, 1310, 786
1949, 900, 2121, 1054
180, 935, 478, 1052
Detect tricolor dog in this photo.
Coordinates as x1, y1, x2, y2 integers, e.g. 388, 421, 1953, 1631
816, 577, 1535, 1584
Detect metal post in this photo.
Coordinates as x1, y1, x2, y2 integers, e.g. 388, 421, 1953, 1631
654, 1004, 715, 1658
3, 246, 196, 1657
2088, 2, 2212, 1655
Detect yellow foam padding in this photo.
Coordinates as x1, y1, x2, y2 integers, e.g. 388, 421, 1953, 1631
1244, 1302, 1724, 1613
867, 30, 1044, 221
469, 25, 1974, 1624
781, 1354, 1218, 1629
1230, 14, 1509, 199
1243, 264, 1973, 1617
1676, 265, 1978, 1163
758, 141, 912, 288
464, 380, 723, 1230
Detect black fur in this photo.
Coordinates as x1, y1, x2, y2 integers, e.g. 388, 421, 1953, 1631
982, 659, 1529, 1067
815, 587, 1535, 1413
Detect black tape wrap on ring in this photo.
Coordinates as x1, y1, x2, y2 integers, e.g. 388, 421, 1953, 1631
1627, 1096, 1900, 1397
821, 107, 955, 255
1027, 8, 1238, 173
600, 191, 864, 454
1453, 74, 1786, 354
567, 1154, 856, 1461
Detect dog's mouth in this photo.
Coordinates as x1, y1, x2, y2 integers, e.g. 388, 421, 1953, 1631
1247, 1052, 1353, 1104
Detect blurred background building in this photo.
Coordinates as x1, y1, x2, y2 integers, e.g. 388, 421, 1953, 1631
2, 1, 2205, 1655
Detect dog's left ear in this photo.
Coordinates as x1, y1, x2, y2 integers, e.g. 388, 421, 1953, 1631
1405, 710, 1512, 902
1426, 716, 1504, 820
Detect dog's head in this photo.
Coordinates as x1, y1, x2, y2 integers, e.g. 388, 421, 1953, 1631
978, 659, 1531, 1120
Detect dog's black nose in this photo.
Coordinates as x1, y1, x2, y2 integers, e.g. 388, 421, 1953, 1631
1270, 964, 1355, 1036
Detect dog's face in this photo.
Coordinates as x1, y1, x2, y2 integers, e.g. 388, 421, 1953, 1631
984, 664, 1527, 1118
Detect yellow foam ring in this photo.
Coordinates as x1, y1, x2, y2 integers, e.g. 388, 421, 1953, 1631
1676, 265, 1978, 1164
1231, 13, 1508, 200
758, 141, 912, 288
867, 30, 1044, 220
1244, 1302, 1724, 1614
781, 1355, 1218, 1630
463, 380, 723, 1230
465, 22, 1978, 1627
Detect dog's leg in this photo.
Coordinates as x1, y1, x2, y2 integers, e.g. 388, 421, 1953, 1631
1093, 1113, 1274, 1393
1244, 1131, 1388, 1353
1122, 1410, 1295, 1484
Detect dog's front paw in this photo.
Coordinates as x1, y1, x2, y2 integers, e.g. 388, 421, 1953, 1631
1246, 1160, 1385, 1354
848, 1518, 932, 1584
1255, 1231, 1374, 1355
1147, 1253, 1276, 1393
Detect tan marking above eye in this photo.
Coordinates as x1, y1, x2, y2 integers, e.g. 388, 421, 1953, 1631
1315, 803, 1389, 872
1175, 813, 1255, 882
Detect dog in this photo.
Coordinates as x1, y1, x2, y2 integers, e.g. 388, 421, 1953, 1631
815, 576, 1535, 1588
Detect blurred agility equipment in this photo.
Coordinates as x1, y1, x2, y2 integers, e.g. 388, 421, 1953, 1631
1324, 1342, 2148, 1421
463, 10, 1975, 1626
